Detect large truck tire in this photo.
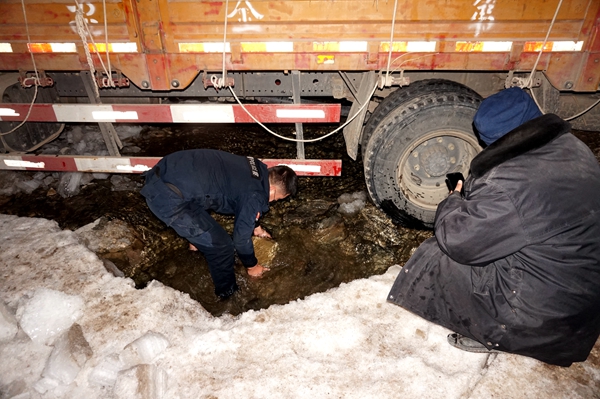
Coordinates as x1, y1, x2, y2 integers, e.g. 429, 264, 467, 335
0, 78, 64, 153
361, 79, 481, 160
363, 88, 482, 229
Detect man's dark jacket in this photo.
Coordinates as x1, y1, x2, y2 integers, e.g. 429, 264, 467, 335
142, 149, 270, 266
388, 114, 600, 366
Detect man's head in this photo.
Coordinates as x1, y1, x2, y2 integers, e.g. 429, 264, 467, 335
268, 165, 297, 201
474, 87, 543, 146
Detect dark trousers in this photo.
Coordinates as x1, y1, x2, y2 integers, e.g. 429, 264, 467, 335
141, 171, 238, 298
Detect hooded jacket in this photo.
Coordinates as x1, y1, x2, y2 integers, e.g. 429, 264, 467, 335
388, 114, 600, 366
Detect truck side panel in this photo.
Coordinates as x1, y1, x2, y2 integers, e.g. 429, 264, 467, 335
0, 0, 598, 91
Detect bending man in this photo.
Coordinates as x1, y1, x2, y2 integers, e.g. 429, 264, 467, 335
388, 87, 600, 366
141, 149, 297, 299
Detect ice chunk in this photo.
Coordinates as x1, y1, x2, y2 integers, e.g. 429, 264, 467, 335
33, 376, 60, 394
119, 331, 170, 368
75, 217, 133, 253
88, 354, 124, 388
116, 125, 143, 140
17, 288, 84, 345
113, 364, 168, 399
57, 172, 83, 198
92, 173, 110, 180
110, 175, 141, 192
337, 191, 367, 215
0, 300, 19, 342
101, 258, 125, 278
80, 172, 94, 186
15, 179, 41, 194
43, 175, 55, 186
0, 171, 21, 196
66, 125, 84, 145
42, 323, 93, 385
252, 236, 279, 267
74, 140, 87, 153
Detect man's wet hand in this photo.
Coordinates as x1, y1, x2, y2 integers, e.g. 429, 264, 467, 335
253, 226, 272, 239
247, 264, 270, 278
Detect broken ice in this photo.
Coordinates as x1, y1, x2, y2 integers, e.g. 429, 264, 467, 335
17, 288, 84, 345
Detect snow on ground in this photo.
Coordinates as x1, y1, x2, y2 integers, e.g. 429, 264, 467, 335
0, 214, 598, 399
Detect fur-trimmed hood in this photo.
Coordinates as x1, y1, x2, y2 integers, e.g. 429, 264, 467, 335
470, 113, 571, 178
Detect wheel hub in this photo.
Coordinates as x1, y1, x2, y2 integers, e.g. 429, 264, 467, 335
418, 144, 449, 177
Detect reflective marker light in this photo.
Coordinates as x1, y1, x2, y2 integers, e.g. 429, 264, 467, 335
28, 43, 77, 53
313, 42, 368, 52
89, 42, 139, 53
316, 55, 335, 64
524, 41, 584, 52
278, 164, 321, 173
4, 160, 45, 168
381, 42, 436, 52
92, 111, 139, 120
0, 108, 19, 117
0, 43, 13, 53
276, 109, 326, 119
178, 43, 231, 53
406, 41, 437, 52
455, 41, 513, 52
339, 41, 368, 52
241, 42, 294, 52
181, 110, 233, 122
380, 42, 407, 52
117, 164, 151, 172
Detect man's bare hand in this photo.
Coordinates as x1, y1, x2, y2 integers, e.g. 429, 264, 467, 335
451, 181, 463, 195
253, 226, 272, 239
247, 264, 270, 278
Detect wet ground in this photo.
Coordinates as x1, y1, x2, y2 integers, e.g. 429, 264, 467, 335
0, 123, 432, 316
1, 124, 599, 316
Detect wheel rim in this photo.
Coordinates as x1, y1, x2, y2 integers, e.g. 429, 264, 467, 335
396, 130, 481, 211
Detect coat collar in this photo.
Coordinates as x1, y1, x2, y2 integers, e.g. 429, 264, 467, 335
470, 113, 571, 178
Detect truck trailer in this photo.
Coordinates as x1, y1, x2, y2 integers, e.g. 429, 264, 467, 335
0, 0, 599, 227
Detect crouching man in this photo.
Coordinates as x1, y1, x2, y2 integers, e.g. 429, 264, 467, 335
387, 87, 600, 366
141, 149, 297, 300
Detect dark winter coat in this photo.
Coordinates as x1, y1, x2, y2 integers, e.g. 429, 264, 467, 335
141, 149, 270, 266
388, 114, 600, 366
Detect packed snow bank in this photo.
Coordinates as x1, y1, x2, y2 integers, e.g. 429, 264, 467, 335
0, 214, 598, 399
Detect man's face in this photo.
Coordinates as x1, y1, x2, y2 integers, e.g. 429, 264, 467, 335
269, 185, 289, 202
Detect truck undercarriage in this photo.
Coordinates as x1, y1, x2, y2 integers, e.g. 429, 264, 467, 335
1, 0, 599, 227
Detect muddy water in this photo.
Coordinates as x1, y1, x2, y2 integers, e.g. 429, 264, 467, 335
1, 124, 598, 317
0, 123, 431, 316
121, 124, 432, 316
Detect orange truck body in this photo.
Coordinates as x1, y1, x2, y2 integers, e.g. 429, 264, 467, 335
0, 0, 598, 93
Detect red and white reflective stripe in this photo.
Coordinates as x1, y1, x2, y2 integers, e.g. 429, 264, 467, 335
261, 159, 341, 177
0, 155, 160, 174
0, 103, 341, 123
0, 155, 342, 176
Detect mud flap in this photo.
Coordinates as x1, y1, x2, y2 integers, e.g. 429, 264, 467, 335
342, 71, 378, 161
